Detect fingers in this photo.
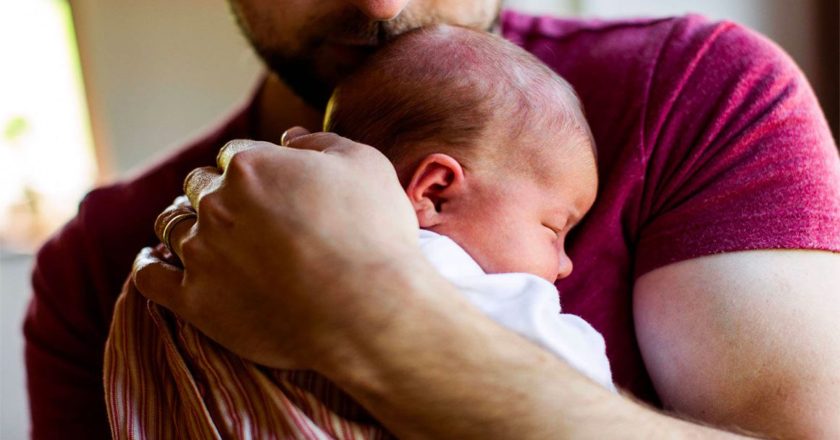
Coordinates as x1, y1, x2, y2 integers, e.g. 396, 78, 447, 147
131, 247, 189, 313
214, 130, 339, 171
154, 196, 194, 243
154, 197, 197, 260
285, 131, 351, 153
164, 215, 196, 261
216, 129, 309, 170
184, 166, 222, 209
216, 139, 259, 170
280, 126, 311, 146
172, 194, 192, 209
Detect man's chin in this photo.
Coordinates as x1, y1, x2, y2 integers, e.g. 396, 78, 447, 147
265, 59, 367, 110
271, 66, 334, 110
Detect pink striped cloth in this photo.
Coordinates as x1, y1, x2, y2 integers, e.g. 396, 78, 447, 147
104, 282, 393, 439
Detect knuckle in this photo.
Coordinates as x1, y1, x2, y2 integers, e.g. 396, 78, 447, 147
178, 237, 202, 263
131, 249, 157, 291
225, 150, 256, 178
131, 267, 150, 293
217, 139, 247, 168
154, 211, 169, 237
154, 210, 176, 240
154, 203, 196, 242
173, 195, 192, 209
196, 194, 234, 227
183, 166, 204, 189
183, 166, 218, 197
196, 194, 221, 217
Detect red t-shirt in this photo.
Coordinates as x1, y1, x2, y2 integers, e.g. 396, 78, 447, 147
24, 11, 840, 438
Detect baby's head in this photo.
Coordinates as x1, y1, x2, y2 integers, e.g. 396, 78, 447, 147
324, 25, 597, 283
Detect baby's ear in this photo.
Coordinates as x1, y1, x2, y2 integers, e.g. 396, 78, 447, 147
405, 153, 466, 228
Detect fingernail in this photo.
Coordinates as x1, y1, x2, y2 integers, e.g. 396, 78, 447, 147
280, 126, 309, 146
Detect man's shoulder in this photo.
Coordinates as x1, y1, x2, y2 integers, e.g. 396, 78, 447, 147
501, 10, 736, 50
500, 11, 782, 80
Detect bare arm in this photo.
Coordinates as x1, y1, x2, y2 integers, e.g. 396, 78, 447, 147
134, 135, 767, 439
635, 250, 840, 439
312, 253, 749, 439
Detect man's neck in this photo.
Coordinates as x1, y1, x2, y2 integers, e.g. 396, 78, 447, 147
255, 73, 324, 143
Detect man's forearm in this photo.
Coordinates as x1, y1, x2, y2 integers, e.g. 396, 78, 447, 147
316, 261, 747, 439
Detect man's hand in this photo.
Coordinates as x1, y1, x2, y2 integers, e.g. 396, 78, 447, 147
131, 128, 753, 439
132, 129, 422, 370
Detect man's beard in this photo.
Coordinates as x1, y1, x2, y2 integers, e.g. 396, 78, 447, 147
231, 5, 501, 110
239, 8, 425, 109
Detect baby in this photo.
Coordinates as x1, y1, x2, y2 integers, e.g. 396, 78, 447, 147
326, 24, 609, 386
105, 25, 610, 440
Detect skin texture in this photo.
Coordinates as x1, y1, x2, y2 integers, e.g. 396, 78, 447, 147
635, 250, 840, 438
319, 24, 598, 283
229, 0, 500, 107
136, 133, 747, 439
404, 144, 596, 283
133, 1, 840, 437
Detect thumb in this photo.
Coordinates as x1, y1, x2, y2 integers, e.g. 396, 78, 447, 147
131, 247, 188, 313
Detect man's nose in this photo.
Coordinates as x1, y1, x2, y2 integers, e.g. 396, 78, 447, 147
345, 0, 411, 20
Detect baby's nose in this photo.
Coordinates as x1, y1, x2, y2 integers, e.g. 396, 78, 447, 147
556, 253, 574, 280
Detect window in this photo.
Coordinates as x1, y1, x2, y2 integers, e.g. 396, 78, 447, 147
0, 0, 96, 251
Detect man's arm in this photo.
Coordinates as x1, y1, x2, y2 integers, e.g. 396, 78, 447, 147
135, 135, 751, 439
635, 250, 840, 439
25, 213, 113, 439
311, 254, 749, 439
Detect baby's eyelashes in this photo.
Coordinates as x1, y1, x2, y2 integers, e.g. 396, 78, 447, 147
543, 224, 560, 238
543, 222, 567, 238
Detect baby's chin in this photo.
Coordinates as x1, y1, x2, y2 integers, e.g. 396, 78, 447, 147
472, 254, 559, 284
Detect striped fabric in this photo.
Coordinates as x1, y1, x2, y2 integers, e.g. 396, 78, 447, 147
104, 282, 392, 439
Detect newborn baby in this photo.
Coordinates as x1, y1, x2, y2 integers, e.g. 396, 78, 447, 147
105, 25, 610, 440
326, 24, 610, 387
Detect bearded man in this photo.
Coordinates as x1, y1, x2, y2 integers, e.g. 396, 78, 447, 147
25, 1, 840, 438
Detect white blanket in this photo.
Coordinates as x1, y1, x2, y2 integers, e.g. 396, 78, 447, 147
419, 229, 615, 391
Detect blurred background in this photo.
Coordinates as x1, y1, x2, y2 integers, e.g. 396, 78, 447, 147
1, 0, 837, 437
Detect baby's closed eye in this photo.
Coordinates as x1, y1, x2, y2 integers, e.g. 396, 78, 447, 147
543, 223, 562, 239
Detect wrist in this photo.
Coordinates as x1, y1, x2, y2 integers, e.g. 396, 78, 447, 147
312, 251, 460, 379
304, 250, 754, 439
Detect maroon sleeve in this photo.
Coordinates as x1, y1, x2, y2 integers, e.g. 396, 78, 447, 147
634, 19, 840, 277
24, 199, 126, 439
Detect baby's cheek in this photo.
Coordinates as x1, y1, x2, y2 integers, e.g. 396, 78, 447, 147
528, 245, 560, 282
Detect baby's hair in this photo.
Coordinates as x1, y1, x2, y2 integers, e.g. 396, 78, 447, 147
324, 24, 595, 182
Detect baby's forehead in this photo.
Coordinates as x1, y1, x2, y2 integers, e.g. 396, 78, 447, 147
478, 135, 599, 214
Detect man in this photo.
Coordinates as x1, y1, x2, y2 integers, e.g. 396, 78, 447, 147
26, 1, 840, 438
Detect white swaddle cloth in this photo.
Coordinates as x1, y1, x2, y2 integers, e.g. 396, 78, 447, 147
419, 229, 615, 391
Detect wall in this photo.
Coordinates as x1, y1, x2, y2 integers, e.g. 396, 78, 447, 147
0, 252, 33, 440
70, 0, 263, 177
